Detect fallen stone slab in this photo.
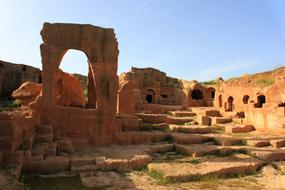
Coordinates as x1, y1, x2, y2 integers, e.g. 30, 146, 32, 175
168, 111, 196, 117
167, 116, 193, 125
226, 125, 255, 133
170, 125, 212, 134
175, 144, 219, 157
213, 117, 232, 124
246, 139, 270, 147
96, 154, 152, 172
270, 139, 285, 148
148, 154, 261, 182
116, 131, 169, 145
251, 149, 285, 162
171, 133, 213, 145
142, 143, 175, 154
70, 155, 96, 172
135, 113, 168, 124
215, 137, 244, 146
139, 123, 169, 131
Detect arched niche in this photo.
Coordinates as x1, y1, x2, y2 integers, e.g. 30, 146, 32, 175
243, 95, 250, 104
191, 89, 204, 100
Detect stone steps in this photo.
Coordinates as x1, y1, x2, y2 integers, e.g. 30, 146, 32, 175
215, 137, 244, 146
170, 125, 212, 134
139, 123, 169, 131
22, 156, 70, 174
71, 164, 98, 173
167, 116, 194, 125
116, 131, 169, 145
96, 155, 152, 172
225, 124, 255, 133
141, 143, 175, 155
175, 144, 219, 157
212, 117, 233, 124
168, 111, 196, 117
270, 139, 285, 148
171, 133, 213, 145
136, 113, 194, 125
246, 139, 270, 147
250, 148, 285, 162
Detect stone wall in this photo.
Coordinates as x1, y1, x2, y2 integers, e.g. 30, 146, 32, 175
214, 70, 285, 131
118, 67, 216, 114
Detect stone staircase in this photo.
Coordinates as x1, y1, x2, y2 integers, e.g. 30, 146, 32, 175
19, 107, 285, 185
114, 106, 285, 183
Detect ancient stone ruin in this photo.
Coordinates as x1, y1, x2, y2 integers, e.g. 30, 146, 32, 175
0, 22, 285, 189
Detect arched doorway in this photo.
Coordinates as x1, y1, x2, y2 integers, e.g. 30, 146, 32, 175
59, 49, 95, 108
145, 89, 155, 104
218, 95, 223, 108
191, 89, 204, 100
227, 96, 234, 111
243, 95, 250, 104
255, 95, 266, 108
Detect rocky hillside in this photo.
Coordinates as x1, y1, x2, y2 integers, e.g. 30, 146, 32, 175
224, 66, 285, 88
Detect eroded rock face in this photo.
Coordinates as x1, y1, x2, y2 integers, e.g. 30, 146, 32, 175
54, 69, 85, 108
0, 60, 42, 101
12, 82, 42, 106
12, 70, 86, 108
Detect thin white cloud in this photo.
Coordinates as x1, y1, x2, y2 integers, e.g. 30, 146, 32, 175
200, 57, 261, 79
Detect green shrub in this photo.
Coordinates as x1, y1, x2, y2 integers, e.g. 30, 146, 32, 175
9, 99, 21, 108
255, 78, 275, 88
201, 80, 216, 85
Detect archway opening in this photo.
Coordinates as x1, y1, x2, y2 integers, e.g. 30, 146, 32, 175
227, 96, 234, 111
243, 95, 250, 104
218, 95, 222, 107
58, 49, 94, 108
207, 87, 215, 99
145, 89, 155, 104
211, 91, 215, 98
255, 95, 266, 108
191, 89, 203, 100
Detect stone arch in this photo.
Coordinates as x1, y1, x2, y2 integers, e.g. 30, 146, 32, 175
40, 22, 119, 145
255, 94, 266, 108
191, 89, 204, 100
58, 49, 95, 108
243, 95, 250, 104
145, 89, 155, 104
226, 96, 234, 111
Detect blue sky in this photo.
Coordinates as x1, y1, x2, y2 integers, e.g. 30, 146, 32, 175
0, 0, 285, 81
